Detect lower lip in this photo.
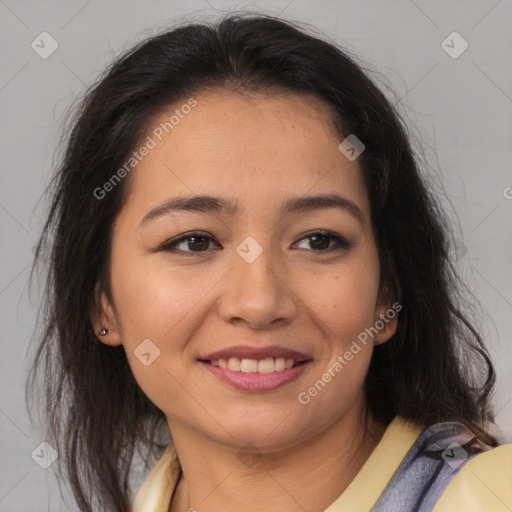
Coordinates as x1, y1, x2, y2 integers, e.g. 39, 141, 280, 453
200, 361, 311, 391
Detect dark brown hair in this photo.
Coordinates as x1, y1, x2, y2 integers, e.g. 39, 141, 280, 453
26, 12, 497, 512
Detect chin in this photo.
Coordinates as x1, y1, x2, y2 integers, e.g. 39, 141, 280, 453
210, 414, 311, 451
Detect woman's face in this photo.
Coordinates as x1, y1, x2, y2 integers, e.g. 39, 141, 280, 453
94, 90, 397, 450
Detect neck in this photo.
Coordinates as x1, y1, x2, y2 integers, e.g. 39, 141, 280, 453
167, 399, 387, 512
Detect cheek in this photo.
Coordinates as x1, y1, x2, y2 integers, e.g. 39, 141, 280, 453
110, 246, 203, 340
296, 271, 377, 420
303, 259, 380, 342
111, 257, 195, 413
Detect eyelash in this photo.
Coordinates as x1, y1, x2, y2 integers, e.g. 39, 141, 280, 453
156, 230, 351, 256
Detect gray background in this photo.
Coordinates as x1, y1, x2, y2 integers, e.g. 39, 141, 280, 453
1, 0, 511, 510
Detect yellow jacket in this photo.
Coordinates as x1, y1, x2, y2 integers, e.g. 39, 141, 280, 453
132, 416, 512, 511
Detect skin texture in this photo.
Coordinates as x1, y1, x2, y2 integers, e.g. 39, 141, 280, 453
91, 90, 398, 512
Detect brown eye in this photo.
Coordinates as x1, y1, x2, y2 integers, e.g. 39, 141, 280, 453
156, 230, 351, 256
294, 231, 351, 252
158, 232, 221, 254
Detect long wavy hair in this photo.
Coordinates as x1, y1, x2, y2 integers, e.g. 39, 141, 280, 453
26, 12, 497, 512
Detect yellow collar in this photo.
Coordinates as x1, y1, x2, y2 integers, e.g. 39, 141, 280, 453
132, 416, 423, 512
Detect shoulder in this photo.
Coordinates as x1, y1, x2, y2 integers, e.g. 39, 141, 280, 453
433, 443, 512, 512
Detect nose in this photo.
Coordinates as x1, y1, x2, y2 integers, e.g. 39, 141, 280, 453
217, 241, 298, 330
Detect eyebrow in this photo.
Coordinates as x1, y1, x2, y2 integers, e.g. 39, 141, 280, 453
140, 193, 365, 226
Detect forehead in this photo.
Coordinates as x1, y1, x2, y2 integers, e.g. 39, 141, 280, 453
120, 89, 370, 220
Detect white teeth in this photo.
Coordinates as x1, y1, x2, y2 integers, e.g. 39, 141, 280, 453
257, 358, 274, 373
241, 359, 258, 372
274, 357, 286, 371
227, 357, 241, 371
212, 356, 300, 373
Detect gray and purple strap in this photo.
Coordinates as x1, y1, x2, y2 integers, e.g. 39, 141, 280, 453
370, 421, 490, 512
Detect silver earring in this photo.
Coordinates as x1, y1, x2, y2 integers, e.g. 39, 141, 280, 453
99, 327, 109, 336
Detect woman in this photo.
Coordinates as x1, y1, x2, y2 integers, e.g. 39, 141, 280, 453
26, 13, 511, 512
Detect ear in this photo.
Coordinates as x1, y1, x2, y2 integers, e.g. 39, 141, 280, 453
372, 283, 400, 346
90, 284, 123, 347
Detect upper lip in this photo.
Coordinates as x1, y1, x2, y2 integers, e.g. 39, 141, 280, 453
199, 345, 312, 362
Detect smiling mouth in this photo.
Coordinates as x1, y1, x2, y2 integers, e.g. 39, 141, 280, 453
200, 357, 310, 373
